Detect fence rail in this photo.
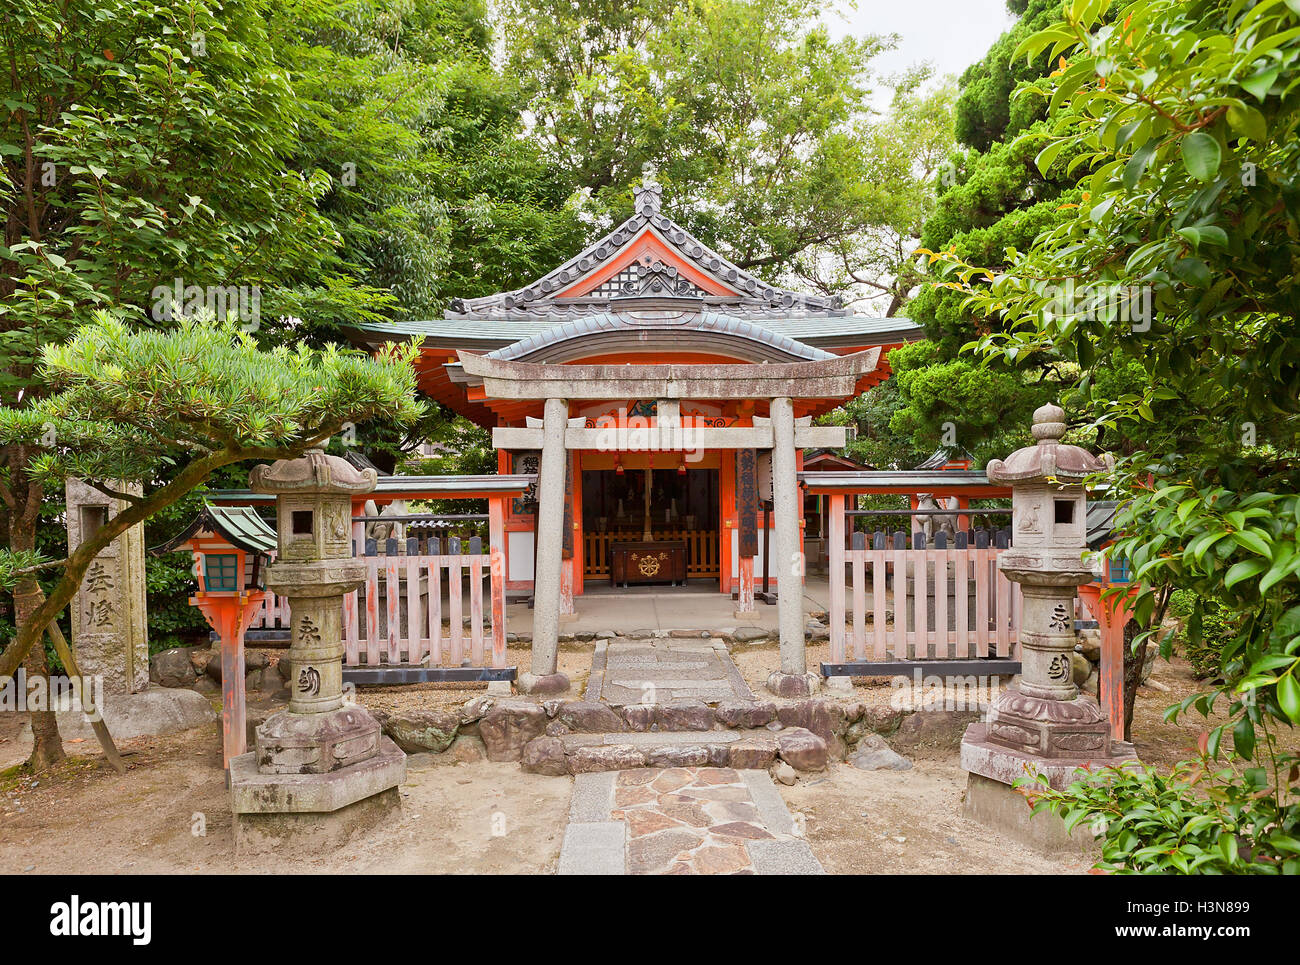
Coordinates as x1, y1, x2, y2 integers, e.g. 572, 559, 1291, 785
252, 533, 507, 669
829, 528, 1021, 665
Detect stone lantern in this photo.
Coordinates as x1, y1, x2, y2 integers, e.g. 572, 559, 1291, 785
228, 449, 405, 850
960, 404, 1137, 850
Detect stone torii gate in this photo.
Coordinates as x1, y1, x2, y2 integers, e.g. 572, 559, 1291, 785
456, 349, 881, 697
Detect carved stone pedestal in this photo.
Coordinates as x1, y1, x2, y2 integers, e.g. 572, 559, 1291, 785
984, 687, 1113, 759
255, 705, 383, 774
961, 720, 1137, 853
230, 739, 406, 854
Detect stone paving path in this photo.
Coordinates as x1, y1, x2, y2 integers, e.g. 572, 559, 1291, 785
557, 768, 825, 875
585, 639, 754, 706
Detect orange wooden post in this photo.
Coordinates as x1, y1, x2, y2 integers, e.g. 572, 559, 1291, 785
560, 558, 575, 615
192, 588, 265, 769
737, 555, 755, 612
827, 493, 846, 663
488, 495, 507, 668
1078, 582, 1138, 741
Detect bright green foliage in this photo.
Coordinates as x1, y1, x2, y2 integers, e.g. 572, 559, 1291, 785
501, 0, 948, 301
3, 314, 424, 488
274, 0, 583, 324
1021, 760, 1300, 874
880, 0, 1086, 465
930, 0, 1300, 765
0, 313, 425, 678
1168, 589, 1239, 680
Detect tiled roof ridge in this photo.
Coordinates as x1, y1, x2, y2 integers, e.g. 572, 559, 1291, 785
448, 184, 846, 318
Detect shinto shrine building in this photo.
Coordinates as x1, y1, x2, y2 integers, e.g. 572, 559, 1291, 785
347, 184, 923, 694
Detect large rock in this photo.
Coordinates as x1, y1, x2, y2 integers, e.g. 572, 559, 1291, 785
715, 700, 777, 728
520, 736, 568, 776
646, 744, 710, 768
557, 701, 626, 733
731, 627, 769, 643
567, 744, 647, 773
728, 737, 778, 769
479, 701, 548, 761
382, 710, 461, 754
1070, 651, 1091, 687
890, 710, 979, 750
656, 701, 713, 732
850, 735, 912, 771
777, 699, 846, 758
57, 688, 216, 742
150, 648, 197, 689
622, 704, 658, 732
776, 727, 829, 772
864, 705, 905, 735
777, 699, 845, 743
459, 695, 494, 724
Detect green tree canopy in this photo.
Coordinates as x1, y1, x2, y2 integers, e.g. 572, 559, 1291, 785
935, 0, 1300, 762
501, 0, 948, 301
0, 313, 425, 681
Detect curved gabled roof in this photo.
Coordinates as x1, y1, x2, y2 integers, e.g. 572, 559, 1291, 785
482, 299, 836, 364
447, 184, 847, 320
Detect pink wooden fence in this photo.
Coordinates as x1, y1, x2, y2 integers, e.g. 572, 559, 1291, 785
251, 530, 507, 670
828, 528, 1021, 665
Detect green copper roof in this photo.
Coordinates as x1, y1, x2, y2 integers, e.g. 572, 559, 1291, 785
350, 312, 923, 352
152, 502, 277, 555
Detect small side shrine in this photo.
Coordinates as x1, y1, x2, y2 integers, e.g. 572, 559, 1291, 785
155, 503, 277, 767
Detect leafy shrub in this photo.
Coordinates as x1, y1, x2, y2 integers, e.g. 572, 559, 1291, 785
1019, 759, 1300, 874
1167, 589, 1239, 680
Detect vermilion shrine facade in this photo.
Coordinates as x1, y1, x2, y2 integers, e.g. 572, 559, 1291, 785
349, 184, 924, 693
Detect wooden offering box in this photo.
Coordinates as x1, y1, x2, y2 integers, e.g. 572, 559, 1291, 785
610, 540, 687, 587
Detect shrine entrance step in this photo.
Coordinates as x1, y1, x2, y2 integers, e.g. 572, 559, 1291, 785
585, 639, 753, 705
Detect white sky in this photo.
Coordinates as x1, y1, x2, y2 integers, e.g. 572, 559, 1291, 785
826, 0, 1016, 104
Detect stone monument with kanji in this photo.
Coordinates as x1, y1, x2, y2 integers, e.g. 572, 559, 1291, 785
59, 480, 215, 739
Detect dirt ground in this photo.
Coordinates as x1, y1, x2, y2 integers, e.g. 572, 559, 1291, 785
0, 648, 1228, 874
0, 724, 569, 874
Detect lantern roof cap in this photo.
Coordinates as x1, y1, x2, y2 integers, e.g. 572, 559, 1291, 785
249, 448, 377, 497
985, 403, 1109, 485
151, 502, 277, 556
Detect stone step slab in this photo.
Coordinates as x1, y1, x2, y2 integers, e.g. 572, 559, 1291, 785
520, 727, 828, 776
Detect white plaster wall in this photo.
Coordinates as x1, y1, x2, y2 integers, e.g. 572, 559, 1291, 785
508, 530, 535, 582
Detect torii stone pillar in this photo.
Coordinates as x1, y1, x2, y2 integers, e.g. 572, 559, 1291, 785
960, 404, 1138, 851
766, 397, 817, 697
519, 397, 571, 694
